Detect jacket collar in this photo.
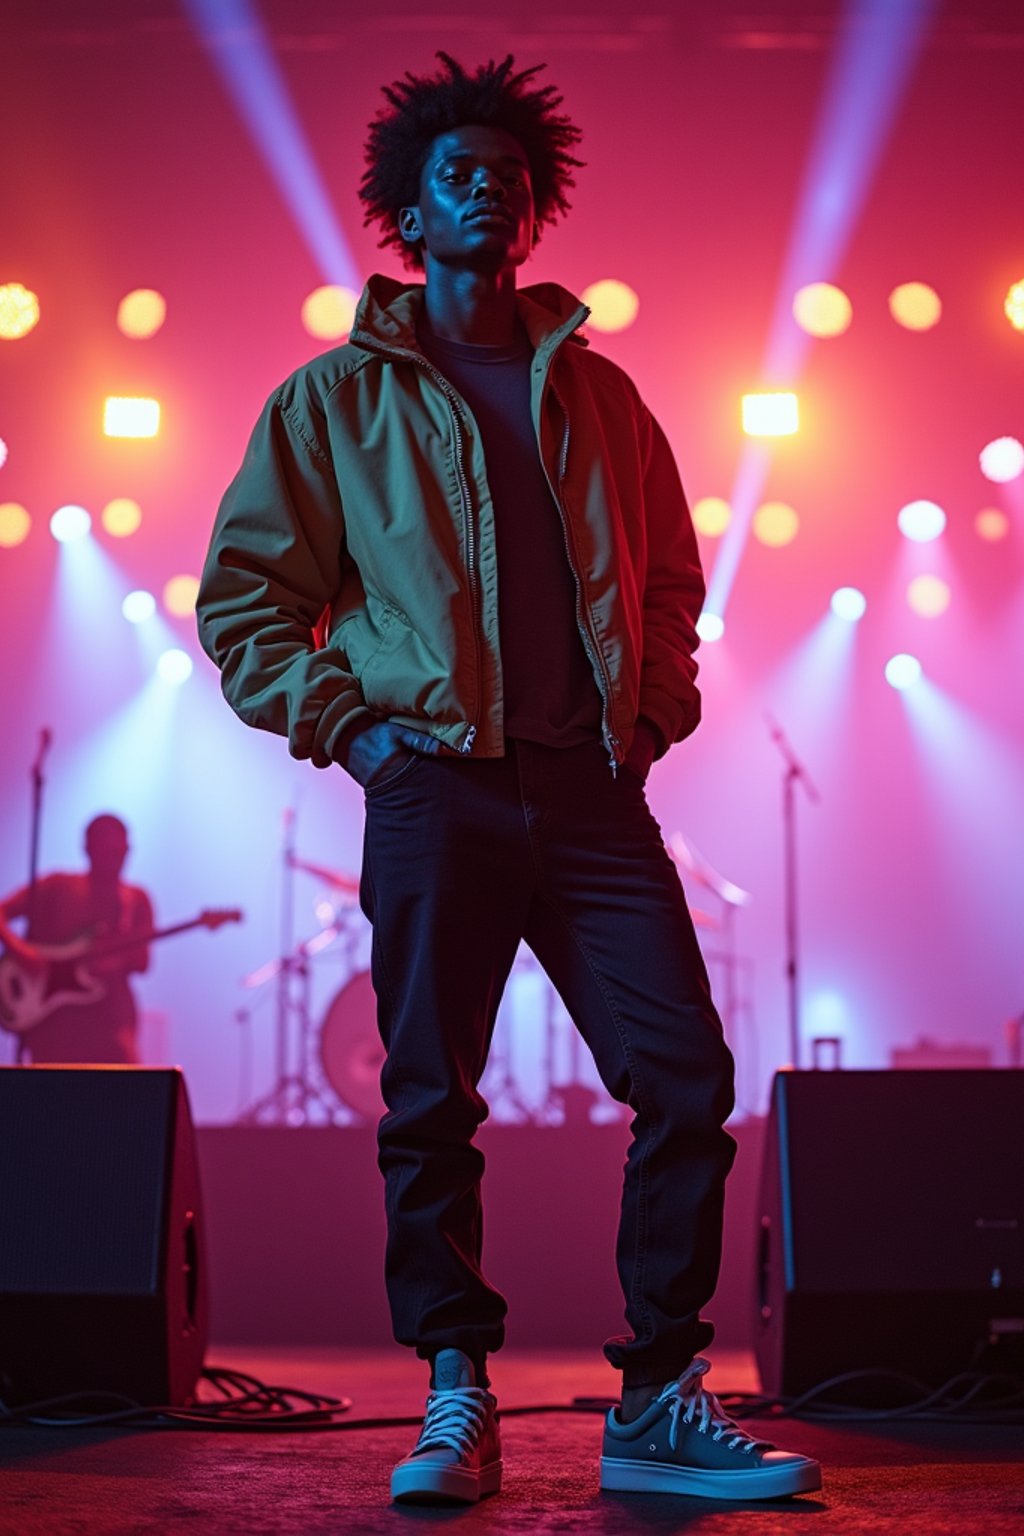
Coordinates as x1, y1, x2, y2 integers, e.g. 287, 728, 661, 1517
349, 273, 589, 362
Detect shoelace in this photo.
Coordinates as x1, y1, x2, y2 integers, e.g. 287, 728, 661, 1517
413, 1386, 492, 1457
659, 1358, 773, 1455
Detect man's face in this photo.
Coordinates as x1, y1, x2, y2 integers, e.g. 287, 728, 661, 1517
85, 824, 128, 880
401, 123, 535, 273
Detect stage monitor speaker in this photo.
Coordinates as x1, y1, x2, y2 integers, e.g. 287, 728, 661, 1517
756, 1069, 1024, 1403
0, 1066, 207, 1409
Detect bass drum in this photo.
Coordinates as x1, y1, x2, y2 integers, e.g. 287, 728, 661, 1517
319, 970, 386, 1123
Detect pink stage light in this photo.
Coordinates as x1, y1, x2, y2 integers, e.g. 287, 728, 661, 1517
885, 653, 922, 690
897, 500, 946, 542
979, 436, 1024, 484
830, 586, 867, 621
50, 504, 91, 543
696, 612, 725, 643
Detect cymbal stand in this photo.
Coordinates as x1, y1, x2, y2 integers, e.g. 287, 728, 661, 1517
765, 714, 820, 1071
238, 807, 338, 1126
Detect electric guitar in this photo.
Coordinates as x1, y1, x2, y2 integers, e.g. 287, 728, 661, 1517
0, 909, 243, 1036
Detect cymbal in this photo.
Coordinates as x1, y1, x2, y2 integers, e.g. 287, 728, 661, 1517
287, 851, 360, 895
668, 832, 750, 908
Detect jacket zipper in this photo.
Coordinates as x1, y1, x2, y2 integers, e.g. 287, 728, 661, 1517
368, 345, 483, 754
549, 382, 621, 773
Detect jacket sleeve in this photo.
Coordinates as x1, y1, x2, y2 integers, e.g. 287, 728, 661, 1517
196, 383, 373, 768
636, 406, 706, 751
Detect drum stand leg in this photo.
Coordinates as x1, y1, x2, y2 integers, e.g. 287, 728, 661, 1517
236, 808, 342, 1126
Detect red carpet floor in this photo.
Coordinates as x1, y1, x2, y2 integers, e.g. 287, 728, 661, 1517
1, 1348, 1022, 1535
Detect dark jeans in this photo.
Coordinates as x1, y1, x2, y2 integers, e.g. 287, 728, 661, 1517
359, 738, 736, 1391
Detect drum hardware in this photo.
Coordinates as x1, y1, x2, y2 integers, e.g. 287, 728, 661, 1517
235, 810, 359, 1127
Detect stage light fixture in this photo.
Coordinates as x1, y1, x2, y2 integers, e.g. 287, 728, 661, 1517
0, 436, 8, 468
117, 289, 167, 339
889, 282, 941, 331
907, 574, 951, 618
101, 498, 143, 537
0, 503, 31, 548
580, 279, 639, 333
792, 282, 852, 338
1004, 280, 1024, 332
104, 397, 161, 438
163, 574, 200, 617
830, 586, 867, 621
897, 499, 945, 542
695, 612, 725, 643
49, 504, 91, 543
122, 589, 156, 624
157, 648, 193, 684
301, 285, 358, 341
979, 436, 1024, 484
975, 508, 1009, 542
885, 653, 922, 690
742, 393, 799, 436
692, 497, 732, 537
0, 282, 40, 340
753, 501, 800, 547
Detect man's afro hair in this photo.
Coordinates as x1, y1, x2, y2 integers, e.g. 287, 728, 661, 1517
359, 52, 584, 271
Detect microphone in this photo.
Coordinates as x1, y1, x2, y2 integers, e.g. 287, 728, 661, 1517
32, 728, 52, 774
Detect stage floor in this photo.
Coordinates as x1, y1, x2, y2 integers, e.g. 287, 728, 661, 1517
2, 1347, 1022, 1534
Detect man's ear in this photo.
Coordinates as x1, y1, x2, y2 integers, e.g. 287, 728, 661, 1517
398, 206, 422, 245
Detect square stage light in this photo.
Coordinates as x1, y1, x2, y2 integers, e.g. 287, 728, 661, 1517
742, 392, 799, 436
104, 396, 161, 438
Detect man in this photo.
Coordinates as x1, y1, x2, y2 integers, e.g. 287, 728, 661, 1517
0, 814, 153, 1064
197, 53, 820, 1504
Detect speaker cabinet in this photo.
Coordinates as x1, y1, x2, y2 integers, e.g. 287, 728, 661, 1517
0, 1067, 207, 1408
756, 1069, 1024, 1402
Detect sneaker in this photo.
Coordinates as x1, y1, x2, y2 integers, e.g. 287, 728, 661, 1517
391, 1349, 502, 1504
601, 1357, 821, 1500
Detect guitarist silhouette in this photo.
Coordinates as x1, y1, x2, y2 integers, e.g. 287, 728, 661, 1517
0, 813, 154, 1064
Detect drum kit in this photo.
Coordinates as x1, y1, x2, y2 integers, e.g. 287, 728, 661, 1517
234, 825, 752, 1127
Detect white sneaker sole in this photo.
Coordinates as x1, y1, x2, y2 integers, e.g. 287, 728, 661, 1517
600, 1454, 821, 1500
391, 1457, 503, 1504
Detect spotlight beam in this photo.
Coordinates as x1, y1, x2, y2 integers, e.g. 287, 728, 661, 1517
184, 0, 358, 288
705, 0, 938, 624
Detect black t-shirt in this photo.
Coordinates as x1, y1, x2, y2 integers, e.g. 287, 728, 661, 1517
417, 322, 602, 748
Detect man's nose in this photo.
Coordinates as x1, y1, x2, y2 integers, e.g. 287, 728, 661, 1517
471, 173, 505, 200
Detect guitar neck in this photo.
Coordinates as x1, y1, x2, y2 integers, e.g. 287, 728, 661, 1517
85, 913, 237, 960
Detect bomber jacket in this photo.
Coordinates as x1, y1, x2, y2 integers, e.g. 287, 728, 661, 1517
196, 274, 706, 770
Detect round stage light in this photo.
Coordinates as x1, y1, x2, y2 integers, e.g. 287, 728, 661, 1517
157, 648, 193, 684
885, 653, 922, 690
0, 436, 8, 468
695, 612, 725, 643
581, 279, 639, 333
122, 589, 156, 624
753, 501, 799, 547
975, 508, 1009, 542
792, 282, 852, 338
830, 586, 867, 622
0, 282, 40, 340
897, 499, 946, 542
101, 498, 143, 537
301, 285, 358, 341
979, 436, 1024, 484
50, 504, 91, 543
889, 282, 941, 331
907, 574, 951, 618
692, 497, 732, 537
117, 289, 167, 339
0, 503, 31, 548
1004, 279, 1024, 333
163, 573, 200, 617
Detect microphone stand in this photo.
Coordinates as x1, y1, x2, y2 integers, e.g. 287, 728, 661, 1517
765, 715, 819, 1071
19, 729, 52, 1065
